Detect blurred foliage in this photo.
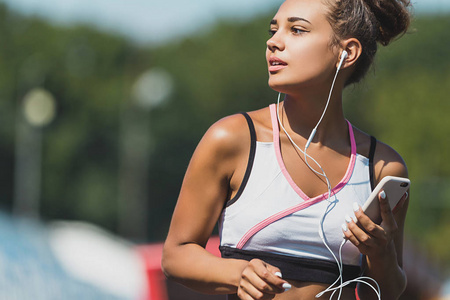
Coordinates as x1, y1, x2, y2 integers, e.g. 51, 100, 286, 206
0, 3, 448, 274
343, 16, 450, 271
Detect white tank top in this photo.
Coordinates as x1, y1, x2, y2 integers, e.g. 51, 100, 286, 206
219, 104, 373, 283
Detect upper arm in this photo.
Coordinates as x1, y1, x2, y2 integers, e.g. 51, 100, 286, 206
164, 114, 250, 248
373, 141, 408, 183
373, 141, 409, 267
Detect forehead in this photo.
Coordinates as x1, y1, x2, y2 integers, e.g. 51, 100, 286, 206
273, 0, 329, 23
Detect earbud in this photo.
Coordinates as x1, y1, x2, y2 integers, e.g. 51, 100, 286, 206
305, 50, 349, 150
337, 50, 348, 71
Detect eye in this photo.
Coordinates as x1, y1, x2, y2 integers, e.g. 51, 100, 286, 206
292, 27, 308, 35
268, 29, 277, 37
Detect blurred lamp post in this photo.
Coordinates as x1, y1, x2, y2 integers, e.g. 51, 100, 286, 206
13, 88, 56, 218
118, 68, 173, 241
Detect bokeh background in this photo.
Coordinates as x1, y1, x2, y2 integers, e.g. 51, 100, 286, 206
0, 0, 448, 299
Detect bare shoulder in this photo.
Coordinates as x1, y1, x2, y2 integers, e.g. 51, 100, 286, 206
193, 107, 272, 180
247, 106, 273, 142
205, 106, 272, 145
373, 140, 408, 181
351, 126, 408, 183
188, 113, 253, 183
201, 113, 251, 157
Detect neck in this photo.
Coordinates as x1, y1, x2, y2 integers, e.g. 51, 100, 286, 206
278, 89, 347, 146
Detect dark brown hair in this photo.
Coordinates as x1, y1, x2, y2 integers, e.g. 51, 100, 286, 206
324, 0, 412, 85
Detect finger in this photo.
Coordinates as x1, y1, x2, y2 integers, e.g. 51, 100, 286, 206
392, 191, 409, 214
256, 267, 287, 293
238, 279, 274, 300
378, 190, 398, 231
264, 264, 291, 290
346, 205, 384, 247
350, 202, 383, 236
240, 270, 275, 300
242, 268, 276, 296
351, 202, 376, 229
273, 272, 292, 291
342, 220, 367, 254
246, 260, 286, 294
342, 222, 369, 253
237, 284, 255, 300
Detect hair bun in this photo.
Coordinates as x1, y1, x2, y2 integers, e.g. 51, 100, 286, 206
364, 0, 412, 46
325, 0, 412, 84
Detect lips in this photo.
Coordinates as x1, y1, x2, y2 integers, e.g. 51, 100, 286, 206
268, 57, 287, 72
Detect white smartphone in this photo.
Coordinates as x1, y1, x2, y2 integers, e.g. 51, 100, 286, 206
361, 176, 410, 224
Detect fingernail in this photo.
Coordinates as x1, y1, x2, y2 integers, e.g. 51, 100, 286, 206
275, 272, 282, 278
405, 191, 409, 199
283, 283, 292, 290
353, 202, 360, 212
380, 190, 386, 199
345, 214, 352, 223
342, 223, 348, 232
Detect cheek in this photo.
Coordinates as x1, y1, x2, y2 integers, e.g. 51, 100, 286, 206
294, 40, 333, 69
266, 36, 337, 91
290, 43, 336, 81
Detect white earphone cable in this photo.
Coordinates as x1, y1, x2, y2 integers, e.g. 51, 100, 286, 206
275, 51, 380, 300
277, 93, 344, 299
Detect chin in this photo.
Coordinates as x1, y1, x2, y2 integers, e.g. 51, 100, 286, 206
268, 78, 299, 95
268, 77, 285, 91
269, 75, 320, 94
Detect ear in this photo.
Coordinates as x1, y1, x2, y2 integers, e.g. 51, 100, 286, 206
337, 38, 362, 69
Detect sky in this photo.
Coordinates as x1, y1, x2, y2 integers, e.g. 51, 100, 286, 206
0, 0, 448, 46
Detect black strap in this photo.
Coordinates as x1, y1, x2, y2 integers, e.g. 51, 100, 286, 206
225, 112, 257, 207
369, 136, 377, 191
220, 246, 360, 286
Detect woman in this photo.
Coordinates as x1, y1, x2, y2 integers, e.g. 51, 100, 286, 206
162, 0, 411, 299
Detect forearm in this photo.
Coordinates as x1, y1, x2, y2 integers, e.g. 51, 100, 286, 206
162, 243, 248, 294
359, 242, 407, 300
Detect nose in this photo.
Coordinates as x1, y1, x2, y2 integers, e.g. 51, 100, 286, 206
267, 33, 284, 52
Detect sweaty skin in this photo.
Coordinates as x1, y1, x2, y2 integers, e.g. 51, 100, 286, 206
162, 0, 409, 299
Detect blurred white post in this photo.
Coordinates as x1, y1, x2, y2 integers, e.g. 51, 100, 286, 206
118, 68, 173, 241
13, 88, 56, 218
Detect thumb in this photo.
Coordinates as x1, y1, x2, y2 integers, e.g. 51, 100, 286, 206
272, 270, 292, 291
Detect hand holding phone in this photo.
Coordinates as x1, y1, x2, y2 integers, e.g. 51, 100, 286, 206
361, 176, 410, 224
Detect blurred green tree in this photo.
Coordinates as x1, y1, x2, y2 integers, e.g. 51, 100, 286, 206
0, 3, 448, 277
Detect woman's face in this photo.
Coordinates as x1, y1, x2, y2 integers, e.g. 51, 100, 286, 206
266, 0, 338, 93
